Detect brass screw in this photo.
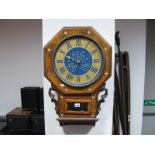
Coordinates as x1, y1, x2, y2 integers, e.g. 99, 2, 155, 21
104, 47, 108, 50
104, 72, 108, 75
92, 96, 95, 99
65, 88, 68, 92
60, 96, 63, 99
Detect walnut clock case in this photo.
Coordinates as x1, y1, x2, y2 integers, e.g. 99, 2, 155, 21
44, 27, 112, 126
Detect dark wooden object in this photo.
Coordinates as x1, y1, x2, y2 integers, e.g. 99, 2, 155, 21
6, 107, 32, 131
6, 108, 45, 134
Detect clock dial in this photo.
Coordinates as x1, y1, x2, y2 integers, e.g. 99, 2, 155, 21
53, 36, 105, 87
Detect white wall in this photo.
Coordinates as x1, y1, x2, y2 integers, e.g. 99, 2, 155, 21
0, 20, 43, 115
43, 19, 115, 135
115, 19, 146, 134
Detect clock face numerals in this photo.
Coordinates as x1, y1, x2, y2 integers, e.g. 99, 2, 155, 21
53, 36, 105, 87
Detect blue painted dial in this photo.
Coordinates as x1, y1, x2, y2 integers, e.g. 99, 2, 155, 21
53, 36, 104, 87
64, 47, 92, 75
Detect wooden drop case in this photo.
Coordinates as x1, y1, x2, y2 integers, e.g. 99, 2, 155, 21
44, 27, 112, 126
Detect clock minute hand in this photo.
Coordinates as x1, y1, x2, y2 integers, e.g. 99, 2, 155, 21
73, 62, 79, 74
73, 59, 81, 74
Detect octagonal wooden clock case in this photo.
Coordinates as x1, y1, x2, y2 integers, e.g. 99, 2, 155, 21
44, 27, 112, 126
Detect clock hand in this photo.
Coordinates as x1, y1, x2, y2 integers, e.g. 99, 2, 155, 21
65, 55, 80, 64
72, 58, 81, 73
65, 56, 72, 60
72, 55, 81, 73
73, 62, 79, 74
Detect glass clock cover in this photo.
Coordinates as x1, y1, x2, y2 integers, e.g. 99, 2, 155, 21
53, 35, 105, 87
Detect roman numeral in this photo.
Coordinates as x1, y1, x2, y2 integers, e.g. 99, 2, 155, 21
91, 49, 97, 55
59, 67, 66, 74
66, 42, 72, 50
86, 74, 90, 80
57, 59, 63, 63
59, 50, 65, 55
93, 59, 100, 63
85, 42, 89, 48
66, 73, 73, 80
90, 67, 98, 73
76, 76, 80, 82
76, 39, 81, 46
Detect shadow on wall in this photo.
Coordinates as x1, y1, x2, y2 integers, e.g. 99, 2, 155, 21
63, 126, 93, 135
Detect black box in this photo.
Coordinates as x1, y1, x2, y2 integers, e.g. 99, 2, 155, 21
21, 87, 40, 111
30, 112, 45, 134
6, 107, 32, 132
38, 87, 44, 112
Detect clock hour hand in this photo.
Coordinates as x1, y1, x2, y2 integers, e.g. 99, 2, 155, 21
65, 55, 80, 64
65, 56, 72, 60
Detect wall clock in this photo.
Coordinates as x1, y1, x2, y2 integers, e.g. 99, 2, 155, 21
44, 27, 112, 125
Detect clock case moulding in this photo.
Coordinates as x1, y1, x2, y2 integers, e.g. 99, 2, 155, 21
44, 27, 112, 126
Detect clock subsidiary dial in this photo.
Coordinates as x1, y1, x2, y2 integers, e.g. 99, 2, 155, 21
53, 36, 105, 87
